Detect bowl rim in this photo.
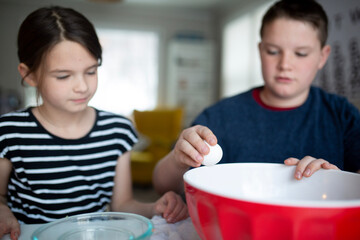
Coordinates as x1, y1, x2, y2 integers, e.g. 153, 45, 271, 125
30, 212, 154, 240
183, 163, 360, 208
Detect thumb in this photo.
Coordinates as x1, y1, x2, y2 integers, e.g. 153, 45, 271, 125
154, 197, 168, 216
10, 230, 20, 240
10, 225, 20, 240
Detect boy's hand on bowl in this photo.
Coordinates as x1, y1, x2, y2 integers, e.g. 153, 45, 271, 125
153, 191, 188, 223
284, 156, 340, 180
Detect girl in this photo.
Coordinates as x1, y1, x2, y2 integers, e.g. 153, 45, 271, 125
0, 6, 187, 240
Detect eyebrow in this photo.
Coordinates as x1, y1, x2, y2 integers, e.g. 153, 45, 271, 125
263, 43, 312, 50
49, 64, 99, 74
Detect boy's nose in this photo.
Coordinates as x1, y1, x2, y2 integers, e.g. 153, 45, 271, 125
278, 53, 292, 70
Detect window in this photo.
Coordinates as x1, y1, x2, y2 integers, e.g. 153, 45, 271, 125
90, 28, 159, 116
221, 1, 275, 98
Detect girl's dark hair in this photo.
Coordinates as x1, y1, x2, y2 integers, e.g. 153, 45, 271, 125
17, 6, 102, 85
260, 0, 328, 47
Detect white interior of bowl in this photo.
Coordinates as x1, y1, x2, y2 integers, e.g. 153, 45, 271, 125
183, 163, 360, 207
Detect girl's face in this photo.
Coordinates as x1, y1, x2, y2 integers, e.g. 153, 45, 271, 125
35, 40, 98, 113
259, 18, 330, 106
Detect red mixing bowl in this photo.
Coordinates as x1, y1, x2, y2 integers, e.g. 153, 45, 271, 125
183, 163, 360, 240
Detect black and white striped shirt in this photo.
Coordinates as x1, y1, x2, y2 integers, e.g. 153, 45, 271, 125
0, 107, 138, 223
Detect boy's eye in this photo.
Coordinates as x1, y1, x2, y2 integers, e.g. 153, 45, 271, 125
266, 49, 279, 55
296, 52, 308, 57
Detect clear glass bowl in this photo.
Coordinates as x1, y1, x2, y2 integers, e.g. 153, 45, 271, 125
31, 212, 153, 240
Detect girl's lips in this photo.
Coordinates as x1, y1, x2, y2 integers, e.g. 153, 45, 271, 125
72, 97, 88, 103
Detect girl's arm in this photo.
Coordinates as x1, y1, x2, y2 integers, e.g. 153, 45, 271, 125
110, 152, 188, 223
0, 158, 20, 240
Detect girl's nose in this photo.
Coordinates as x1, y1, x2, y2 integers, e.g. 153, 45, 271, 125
74, 75, 89, 92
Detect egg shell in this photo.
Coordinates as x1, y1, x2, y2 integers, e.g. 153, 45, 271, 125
202, 141, 223, 166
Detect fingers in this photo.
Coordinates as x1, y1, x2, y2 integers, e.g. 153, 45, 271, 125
173, 205, 189, 222
0, 226, 6, 239
295, 156, 322, 179
174, 139, 202, 168
155, 192, 188, 223
181, 125, 217, 154
0, 221, 20, 240
10, 229, 20, 240
162, 192, 187, 223
321, 162, 340, 170
284, 156, 340, 180
284, 157, 299, 166
193, 125, 217, 146
175, 125, 217, 168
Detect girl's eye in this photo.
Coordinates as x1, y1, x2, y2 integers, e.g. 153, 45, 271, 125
86, 68, 97, 76
87, 71, 96, 75
56, 75, 69, 80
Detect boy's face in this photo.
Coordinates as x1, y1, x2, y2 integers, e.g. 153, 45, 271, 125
258, 18, 330, 106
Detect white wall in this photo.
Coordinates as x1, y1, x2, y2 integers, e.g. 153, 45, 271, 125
0, 0, 219, 109
316, 0, 360, 108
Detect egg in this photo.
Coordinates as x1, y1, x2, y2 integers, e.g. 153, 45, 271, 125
202, 141, 223, 166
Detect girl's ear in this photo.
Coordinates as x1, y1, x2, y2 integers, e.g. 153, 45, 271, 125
18, 63, 37, 87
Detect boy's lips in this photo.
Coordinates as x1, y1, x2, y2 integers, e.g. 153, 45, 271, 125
276, 76, 292, 83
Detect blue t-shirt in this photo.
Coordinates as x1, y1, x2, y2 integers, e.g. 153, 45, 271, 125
192, 86, 360, 172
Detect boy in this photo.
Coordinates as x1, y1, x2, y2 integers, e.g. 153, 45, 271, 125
153, 0, 360, 195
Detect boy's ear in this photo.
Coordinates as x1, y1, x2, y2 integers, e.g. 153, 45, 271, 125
18, 63, 37, 87
318, 44, 331, 69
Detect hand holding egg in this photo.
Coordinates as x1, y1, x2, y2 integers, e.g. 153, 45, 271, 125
202, 141, 223, 166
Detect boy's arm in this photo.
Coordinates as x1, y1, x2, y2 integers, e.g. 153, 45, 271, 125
153, 125, 218, 195
0, 158, 20, 240
152, 150, 190, 195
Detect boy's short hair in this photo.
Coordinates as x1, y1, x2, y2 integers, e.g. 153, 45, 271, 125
260, 0, 328, 47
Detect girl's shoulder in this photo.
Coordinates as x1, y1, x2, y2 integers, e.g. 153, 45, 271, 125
94, 108, 136, 130
92, 108, 138, 144
0, 108, 37, 138
0, 107, 33, 124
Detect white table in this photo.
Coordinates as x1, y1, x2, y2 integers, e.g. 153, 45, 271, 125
0, 216, 200, 240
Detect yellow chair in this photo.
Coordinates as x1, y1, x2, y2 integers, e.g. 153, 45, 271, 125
131, 108, 183, 186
